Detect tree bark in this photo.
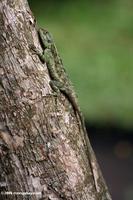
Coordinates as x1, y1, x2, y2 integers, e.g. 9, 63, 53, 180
0, 0, 112, 199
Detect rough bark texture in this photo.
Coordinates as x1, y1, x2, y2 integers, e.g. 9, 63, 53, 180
0, 0, 112, 199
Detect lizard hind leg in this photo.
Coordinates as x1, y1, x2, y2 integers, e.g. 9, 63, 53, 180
49, 80, 67, 97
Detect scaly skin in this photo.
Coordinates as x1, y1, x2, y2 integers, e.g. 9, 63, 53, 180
38, 28, 87, 134
31, 28, 98, 192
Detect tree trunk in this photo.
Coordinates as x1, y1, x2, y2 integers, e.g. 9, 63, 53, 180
0, 0, 112, 199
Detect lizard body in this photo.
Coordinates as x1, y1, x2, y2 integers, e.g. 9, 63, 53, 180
31, 28, 98, 191
39, 29, 87, 135
32, 28, 86, 132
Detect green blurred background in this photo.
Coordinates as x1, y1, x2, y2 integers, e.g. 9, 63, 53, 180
28, 0, 133, 128
28, 1, 133, 200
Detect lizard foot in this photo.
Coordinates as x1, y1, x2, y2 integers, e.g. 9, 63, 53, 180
29, 44, 40, 54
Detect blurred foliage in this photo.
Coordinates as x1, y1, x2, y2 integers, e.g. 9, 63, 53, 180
28, 0, 133, 128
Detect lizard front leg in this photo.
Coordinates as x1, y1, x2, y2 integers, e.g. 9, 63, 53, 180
30, 44, 59, 95
29, 44, 46, 63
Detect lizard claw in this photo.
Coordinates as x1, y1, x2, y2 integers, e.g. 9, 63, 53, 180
29, 44, 39, 54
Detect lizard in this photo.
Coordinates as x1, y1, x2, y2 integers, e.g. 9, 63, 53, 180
30, 28, 86, 134
30, 28, 98, 192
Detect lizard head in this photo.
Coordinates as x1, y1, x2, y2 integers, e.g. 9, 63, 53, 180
39, 28, 53, 48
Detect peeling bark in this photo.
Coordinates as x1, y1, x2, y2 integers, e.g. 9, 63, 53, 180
0, 0, 112, 199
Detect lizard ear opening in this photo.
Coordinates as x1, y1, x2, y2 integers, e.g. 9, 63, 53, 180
46, 32, 53, 44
